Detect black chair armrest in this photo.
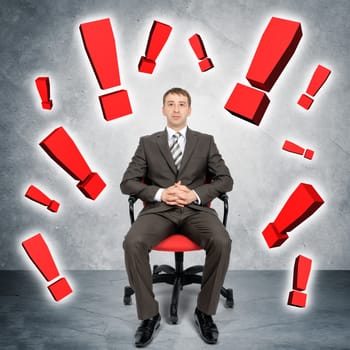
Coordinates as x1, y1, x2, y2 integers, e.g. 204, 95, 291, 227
218, 193, 229, 227
218, 193, 228, 201
128, 195, 138, 224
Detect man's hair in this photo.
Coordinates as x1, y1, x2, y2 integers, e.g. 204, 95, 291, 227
163, 87, 191, 107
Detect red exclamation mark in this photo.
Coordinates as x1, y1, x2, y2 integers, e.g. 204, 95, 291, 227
288, 255, 312, 308
80, 18, 132, 121
262, 183, 324, 248
35, 77, 53, 110
225, 17, 302, 125
25, 185, 60, 212
22, 233, 72, 302
138, 20, 173, 74
188, 33, 214, 72
297, 64, 331, 110
39, 126, 106, 200
282, 140, 314, 160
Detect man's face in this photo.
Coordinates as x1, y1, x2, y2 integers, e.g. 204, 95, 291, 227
162, 93, 192, 131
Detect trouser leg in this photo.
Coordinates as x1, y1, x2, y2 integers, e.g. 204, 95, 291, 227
123, 213, 176, 320
182, 210, 232, 315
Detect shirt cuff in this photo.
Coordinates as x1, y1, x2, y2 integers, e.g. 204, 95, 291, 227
154, 188, 164, 202
192, 190, 201, 205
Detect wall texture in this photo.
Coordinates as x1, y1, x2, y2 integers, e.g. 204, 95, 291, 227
1, 0, 349, 269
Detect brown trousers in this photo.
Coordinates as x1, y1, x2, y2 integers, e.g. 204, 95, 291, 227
123, 206, 232, 320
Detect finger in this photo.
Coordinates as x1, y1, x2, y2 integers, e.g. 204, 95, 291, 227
165, 195, 176, 202
174, 191, 185, 199
175, 198, 188, 205
178, 186, 190, 193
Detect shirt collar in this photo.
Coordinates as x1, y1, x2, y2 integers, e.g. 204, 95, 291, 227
166, 126, 187, 140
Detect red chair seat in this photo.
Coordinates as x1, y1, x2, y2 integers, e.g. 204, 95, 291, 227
152, 234, 201, 252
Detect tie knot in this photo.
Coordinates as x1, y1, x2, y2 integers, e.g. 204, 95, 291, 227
173, 132, 181, 141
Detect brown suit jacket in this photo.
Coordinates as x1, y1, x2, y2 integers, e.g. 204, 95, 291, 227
120, 128, 233, 216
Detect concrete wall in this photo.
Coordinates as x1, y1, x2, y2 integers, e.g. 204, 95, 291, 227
1, 0, 349, 269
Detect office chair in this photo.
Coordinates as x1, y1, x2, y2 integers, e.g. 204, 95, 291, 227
123, 192, 234, 324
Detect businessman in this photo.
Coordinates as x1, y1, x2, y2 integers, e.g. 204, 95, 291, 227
121, 87, 233, 347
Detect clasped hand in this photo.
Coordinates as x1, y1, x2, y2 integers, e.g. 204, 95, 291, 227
161, 181, 197, 207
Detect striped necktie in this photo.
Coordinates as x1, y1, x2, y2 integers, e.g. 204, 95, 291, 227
170, 132, 182, 170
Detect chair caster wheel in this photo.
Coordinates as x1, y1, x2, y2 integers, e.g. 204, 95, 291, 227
123, 296, 132, 305
123, 286, 134, 305
225, 288, 234, 308
153, 265, 160, 274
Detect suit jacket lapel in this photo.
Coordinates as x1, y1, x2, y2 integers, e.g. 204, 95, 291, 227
178, 128, 198, 174
156, 129, 177, 174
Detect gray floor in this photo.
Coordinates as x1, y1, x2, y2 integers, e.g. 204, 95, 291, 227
0, 270, 349, 350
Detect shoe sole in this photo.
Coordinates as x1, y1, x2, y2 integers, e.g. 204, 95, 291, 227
135, 320, 161, 348
194, 314, 218, 345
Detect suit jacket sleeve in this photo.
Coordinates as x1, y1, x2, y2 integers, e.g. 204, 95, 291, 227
120, 137, 160, 202
193, 135, 233, 205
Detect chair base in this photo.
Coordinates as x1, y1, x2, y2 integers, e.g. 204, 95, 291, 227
123, 252, 234, 324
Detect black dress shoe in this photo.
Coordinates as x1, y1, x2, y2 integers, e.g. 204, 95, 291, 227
194, 308, 219, 344
134, 313, 161, 348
